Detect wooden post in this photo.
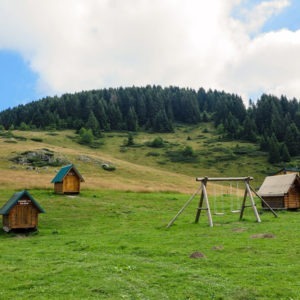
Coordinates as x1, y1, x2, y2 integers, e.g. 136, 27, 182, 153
203, 183, 213, 227
166, 185, 202, 228
195, 180, 213, 227
240, 180, 261, 223
249, 185, 278, 218
168, 176, 276, 229
195, 180, 206, 223
239, 185, 248, 221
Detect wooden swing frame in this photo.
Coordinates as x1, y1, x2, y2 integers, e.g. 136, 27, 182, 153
167, 176, 278, 228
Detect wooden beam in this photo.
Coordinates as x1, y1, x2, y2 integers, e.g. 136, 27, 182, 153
166, 185, 202, 228
246, 182, 261, 223
196, 177, 253, 182
249, 185, 278, 218
195, 181, 213, 227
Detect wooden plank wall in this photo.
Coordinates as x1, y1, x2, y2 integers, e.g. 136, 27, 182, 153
63, 173, 80, 193
262, 197, 284, 209
285, 187, 300, 209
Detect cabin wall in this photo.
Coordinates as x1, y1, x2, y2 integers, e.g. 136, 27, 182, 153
54, 182, 64, 194
261, 196, 284, 209
285, 187, 300, 209
7, 197, 39, 229
3, 215, 9, 227
62, 172, 80, 194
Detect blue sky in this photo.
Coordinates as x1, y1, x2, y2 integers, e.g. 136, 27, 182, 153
0, 0, 299, 112
0, 51, 40, 111
262, 0, 300, 31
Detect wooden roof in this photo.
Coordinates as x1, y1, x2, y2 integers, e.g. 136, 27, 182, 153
273, 167, 300, 175
258, 173, 300, 197
51, 164, 84, 183
0, 190, 45, 215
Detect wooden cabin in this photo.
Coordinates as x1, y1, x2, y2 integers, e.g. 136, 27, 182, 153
258, 173, 300, 209
51, 164, 84, 194
0, 190, 45, 232
273, 167, 300, 176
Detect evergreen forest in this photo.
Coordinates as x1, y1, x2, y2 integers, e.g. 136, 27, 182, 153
0, 85, 299, 163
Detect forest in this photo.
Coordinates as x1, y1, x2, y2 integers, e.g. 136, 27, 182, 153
0, 85, 299, 163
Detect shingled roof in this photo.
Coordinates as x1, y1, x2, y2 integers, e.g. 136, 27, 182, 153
51, 164, 84, 183
258, 173, 300, 197
0, 190, 45, 215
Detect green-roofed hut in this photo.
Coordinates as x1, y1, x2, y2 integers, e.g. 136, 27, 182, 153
0, 190, 45, 232
51, 164, 84, 194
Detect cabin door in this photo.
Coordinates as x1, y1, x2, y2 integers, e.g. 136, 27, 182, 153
14, 204, 33, 228
64, 173, 79, 193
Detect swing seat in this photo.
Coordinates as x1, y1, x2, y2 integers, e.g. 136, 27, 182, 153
214, 212, 225, 215
231, 210, 240, 213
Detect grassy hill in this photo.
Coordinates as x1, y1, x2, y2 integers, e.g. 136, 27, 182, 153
0, 124, 282, 193
1, 126, 300, 299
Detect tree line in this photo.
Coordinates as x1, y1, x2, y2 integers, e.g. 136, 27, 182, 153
0, 85, 299, 163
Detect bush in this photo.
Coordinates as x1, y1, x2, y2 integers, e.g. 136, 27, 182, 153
102, 164, 116, 171
79, 128, 94, 145
146, 137, 165, 148
146, 152, 160, 157
166, 146, 199, 163
31, 138, 43, 142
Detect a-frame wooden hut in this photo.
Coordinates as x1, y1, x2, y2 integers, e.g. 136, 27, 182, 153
0, 190, 45, 232
273, 167, 300, 176
51, 164, 84, 194
258, 173, 300, 209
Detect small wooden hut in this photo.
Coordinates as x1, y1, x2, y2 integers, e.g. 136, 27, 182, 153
273, 167, 300, 176
258, 173, 300, 209
51, 164, 84, 194
0, 190, 45, 232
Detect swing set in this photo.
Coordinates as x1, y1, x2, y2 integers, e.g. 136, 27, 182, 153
167, 176, 278, 228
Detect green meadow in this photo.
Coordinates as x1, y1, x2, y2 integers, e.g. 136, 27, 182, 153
1, 127, 300, 299
0, 189, 300, 299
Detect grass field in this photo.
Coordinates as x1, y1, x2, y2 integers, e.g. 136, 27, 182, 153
0, 125, 284, 192
0, 189, 299, 299
1, 127, 300, 299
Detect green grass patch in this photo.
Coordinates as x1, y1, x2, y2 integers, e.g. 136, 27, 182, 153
0, 189, 299, 299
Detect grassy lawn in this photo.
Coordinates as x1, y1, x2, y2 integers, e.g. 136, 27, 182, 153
0, 189, 299, 299
1, 128, 300, 299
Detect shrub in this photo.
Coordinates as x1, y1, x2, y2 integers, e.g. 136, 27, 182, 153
146, 152, 160, 157
146, 137, 165, 148
166, 146, 199, 163
102, 164, 116, 171
31, 138, 43, 142
79, 128, 94, 145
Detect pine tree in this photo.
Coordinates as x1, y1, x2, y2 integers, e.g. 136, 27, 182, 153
280, 143, 291, 162
285, 123, 300, 156
127, 107, 138, 131
268, 135, 281, 163
86, 111, 101, 137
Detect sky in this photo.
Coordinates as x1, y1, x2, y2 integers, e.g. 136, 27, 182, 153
0, 0, 300, 112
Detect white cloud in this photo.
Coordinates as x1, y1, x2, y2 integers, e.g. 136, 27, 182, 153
234, 0, 290, 34
0, 0, 299, 103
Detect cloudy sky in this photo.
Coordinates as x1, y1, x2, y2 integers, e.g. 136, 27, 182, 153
0, 0, 299, 111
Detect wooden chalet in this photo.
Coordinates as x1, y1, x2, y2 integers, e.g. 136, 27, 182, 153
51, 164, 84, 194
258, 173, 300, 209
0, 190, 45, 232
273, 167, 300, 176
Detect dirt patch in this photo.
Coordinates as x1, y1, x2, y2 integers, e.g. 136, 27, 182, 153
189, 251, 206, 259
232, 227, 247, 233
251, 233, 275, 239
212, 245, 224, 251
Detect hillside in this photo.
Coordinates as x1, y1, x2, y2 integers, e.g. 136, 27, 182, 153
1, 86, 300, 166
2, 127, 300, 299
0, 124, 285, 193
